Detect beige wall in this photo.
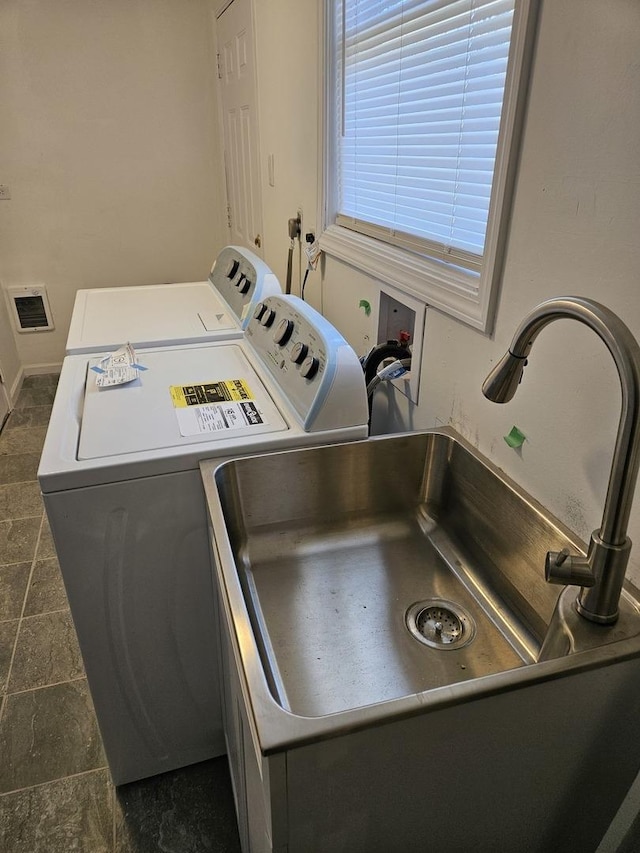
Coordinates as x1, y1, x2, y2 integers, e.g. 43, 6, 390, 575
252, 0, 322, 302
0, 0, 225, 368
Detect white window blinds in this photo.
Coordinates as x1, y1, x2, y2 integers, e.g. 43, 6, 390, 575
336, 0, 516, 271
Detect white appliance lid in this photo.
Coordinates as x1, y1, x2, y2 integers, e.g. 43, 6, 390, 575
77, 343, 288, 460
70, 282, 237, 349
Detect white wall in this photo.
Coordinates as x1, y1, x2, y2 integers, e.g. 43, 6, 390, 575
252, 0, 322, 305
317, 1, 640, 587
0, 0, 225, 369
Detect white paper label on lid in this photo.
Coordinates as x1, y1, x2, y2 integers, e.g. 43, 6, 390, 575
91, 343, 146, 387
169, 379, 267, 436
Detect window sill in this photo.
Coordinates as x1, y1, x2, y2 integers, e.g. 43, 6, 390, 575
319, 223, 492, 332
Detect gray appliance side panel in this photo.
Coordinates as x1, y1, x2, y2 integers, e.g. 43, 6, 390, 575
43, 468, 224, 785
284, 655, 640, 852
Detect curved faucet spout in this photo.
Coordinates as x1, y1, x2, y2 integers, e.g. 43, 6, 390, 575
482, 296, 640, 624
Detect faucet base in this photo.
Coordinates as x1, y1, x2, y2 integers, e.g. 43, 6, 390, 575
575, 532, 632, 625
538, 585, 640, 660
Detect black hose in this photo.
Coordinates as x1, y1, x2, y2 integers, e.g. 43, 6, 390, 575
362, 339, 412, 387
301, 268, 310, 301
285, 244, 293, 294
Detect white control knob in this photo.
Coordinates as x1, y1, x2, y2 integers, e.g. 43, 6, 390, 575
260, 307, 276, 327
237, 276, 251, 295
226, 259, 240, 279
300, 355, 319, 379
290, 341, 308, 364
274, 318, 294, 346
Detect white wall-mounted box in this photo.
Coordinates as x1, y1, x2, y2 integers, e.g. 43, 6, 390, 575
7, 285, 55, 333
377, 286, 426, 406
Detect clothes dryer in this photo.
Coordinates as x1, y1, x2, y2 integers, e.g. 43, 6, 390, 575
65, 245, 280, 354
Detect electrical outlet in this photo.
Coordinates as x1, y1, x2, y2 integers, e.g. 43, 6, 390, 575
0, 185, 11, 200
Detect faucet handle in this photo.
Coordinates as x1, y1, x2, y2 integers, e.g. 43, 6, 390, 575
545, 550, 596, 587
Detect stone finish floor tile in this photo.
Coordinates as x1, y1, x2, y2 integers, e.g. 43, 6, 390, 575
14, 387, 57, 409
0, 769, 113, 853
0, 620, 19, 693
4, 406, 53, 430
0, 481, 43, 521
0, 516, 42, 565
0, 562, 31, 620
9, 610, 84, 692
115, 757, 241, 853
0, 453, 41, 486
24, 557, 67, 616
0, 425, 48, 456
36, 515, 57, 560
0, 679, 106, 793
22, 374, 59, 389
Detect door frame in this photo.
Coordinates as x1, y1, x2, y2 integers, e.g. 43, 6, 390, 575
214, 0, 264, 256
0, 367, 10, 429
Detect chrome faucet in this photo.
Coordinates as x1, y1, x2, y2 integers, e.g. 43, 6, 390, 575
482, 296, 640, 624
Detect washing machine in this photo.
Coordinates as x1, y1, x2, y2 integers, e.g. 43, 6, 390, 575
38, 294, 368, 786
65, 245, 281, 354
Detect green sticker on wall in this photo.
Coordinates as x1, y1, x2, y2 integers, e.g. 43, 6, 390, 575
504, 425, 526, 448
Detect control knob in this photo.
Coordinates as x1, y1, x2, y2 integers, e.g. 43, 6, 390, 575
300, 355, 320, 379
260, 307, 276, 327
237, 275, 251, 295
274, 318, 294, 346
226, 259, 240, 279
290, 340, 308, 364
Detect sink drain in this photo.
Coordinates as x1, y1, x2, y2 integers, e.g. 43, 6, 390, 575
406, 599, 476, 650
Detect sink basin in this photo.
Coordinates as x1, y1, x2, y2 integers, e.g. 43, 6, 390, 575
202, 428, 640, 852
216, 432, 556, 716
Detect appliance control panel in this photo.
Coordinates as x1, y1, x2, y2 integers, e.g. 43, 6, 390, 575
209, 246, 281, 328
245, 295, 367, 432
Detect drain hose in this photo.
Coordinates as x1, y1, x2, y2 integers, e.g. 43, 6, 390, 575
366, 357, 412, 426
362, 339, 412, 386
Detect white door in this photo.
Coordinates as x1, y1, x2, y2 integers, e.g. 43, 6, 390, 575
216, 0, 264, 256
0, 371, 9, 427
0, 293, 20, 427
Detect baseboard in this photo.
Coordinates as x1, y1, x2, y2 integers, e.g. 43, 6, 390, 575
6, 362, 61, 407
23, 362, 63, 377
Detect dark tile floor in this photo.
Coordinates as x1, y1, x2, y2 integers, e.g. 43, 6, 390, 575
0, 374, 241, 853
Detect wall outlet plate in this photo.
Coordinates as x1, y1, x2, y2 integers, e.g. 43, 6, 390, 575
377, 287, 425, 405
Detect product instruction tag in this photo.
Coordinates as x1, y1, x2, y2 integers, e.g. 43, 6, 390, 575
169, 379, 266, 436
91, 343, 147, 387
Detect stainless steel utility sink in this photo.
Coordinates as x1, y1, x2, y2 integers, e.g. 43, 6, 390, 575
216, 435, 554, 717
202, 428, 640, 852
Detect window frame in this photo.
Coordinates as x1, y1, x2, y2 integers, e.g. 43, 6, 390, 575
319, 0, 539, 334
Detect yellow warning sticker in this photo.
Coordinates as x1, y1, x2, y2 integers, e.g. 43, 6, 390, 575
170, 379, 253, 408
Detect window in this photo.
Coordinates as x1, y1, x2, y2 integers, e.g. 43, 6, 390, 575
320, 0, 538, 332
